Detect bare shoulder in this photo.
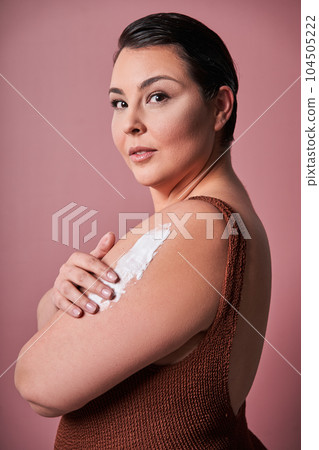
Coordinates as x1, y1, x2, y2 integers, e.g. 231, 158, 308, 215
102, 197, 230, 294
101, 197, 230, 331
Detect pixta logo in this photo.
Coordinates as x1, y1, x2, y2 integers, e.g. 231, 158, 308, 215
52, 202, 98, 249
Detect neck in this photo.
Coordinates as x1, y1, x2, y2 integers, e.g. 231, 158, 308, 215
149, 148, 236, 212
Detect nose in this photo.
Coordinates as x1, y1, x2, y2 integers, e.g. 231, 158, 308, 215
123, 108, 147, 136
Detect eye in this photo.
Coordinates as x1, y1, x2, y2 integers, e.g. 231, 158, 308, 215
110, 100, 127, 110
148, 92, 169, 104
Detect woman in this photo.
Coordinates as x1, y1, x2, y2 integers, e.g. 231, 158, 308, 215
15, 12, 271, 449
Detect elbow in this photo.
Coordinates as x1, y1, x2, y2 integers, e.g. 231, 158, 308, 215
15, 376, 64, 417
28, 401, 64, 417
14, 361, 64, 417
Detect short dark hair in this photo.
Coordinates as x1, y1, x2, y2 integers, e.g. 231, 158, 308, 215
113, 12, 238, 148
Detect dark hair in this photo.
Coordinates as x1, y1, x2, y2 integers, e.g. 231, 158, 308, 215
113, 12, 238, 148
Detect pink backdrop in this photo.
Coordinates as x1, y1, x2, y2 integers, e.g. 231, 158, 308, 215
0, 0, 300, 448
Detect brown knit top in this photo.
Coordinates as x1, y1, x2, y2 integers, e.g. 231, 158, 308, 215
55, 196, 266, 449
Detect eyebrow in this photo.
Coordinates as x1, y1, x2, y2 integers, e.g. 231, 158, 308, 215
108, 75, 181, 95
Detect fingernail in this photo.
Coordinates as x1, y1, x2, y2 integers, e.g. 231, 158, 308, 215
102, 288, 112, 299
107, 271, 118, 282
86, 302, 97, 313
72, 308, 81, 317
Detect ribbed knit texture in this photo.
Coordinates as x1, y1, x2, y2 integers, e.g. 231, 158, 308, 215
55, 196, 266, 449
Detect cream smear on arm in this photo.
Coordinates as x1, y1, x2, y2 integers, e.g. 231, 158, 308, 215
87, 223, 172, 311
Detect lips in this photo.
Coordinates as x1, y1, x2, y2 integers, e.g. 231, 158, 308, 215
128, 146, 157, 156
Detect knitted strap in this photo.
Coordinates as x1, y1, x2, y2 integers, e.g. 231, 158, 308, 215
187, 195, 247, 411
187, 195, 246, 320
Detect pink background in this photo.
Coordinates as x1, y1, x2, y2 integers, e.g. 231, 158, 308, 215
0, 0, 300, 449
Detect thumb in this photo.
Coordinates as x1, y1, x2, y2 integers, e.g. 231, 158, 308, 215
90, 232, 116, 259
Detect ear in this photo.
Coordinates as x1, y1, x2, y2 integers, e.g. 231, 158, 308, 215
213, 86, 234, 132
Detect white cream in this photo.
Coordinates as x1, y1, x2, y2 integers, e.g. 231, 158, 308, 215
87, 222, 172, 311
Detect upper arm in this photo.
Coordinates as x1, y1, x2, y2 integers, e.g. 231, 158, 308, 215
15, 200, 228, 415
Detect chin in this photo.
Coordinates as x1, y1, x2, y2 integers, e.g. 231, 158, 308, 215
129, 169, 156, 186
130, 161, 181, 188
133, 175, 158, 187
134, 166, 183, 190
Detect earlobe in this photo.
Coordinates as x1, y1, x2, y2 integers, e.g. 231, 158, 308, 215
213, 86, 234, 132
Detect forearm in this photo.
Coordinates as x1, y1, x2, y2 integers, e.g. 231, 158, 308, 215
37, 288, 58, 330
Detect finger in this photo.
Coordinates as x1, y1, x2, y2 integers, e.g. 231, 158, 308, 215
90, 232, 116, 259
62, 266, 115, 300
53, 282, 99, 317
52, 289, 84, 318
69, 252, 119, 283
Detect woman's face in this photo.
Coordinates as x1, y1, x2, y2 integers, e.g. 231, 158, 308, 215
109, 45, 217, 190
